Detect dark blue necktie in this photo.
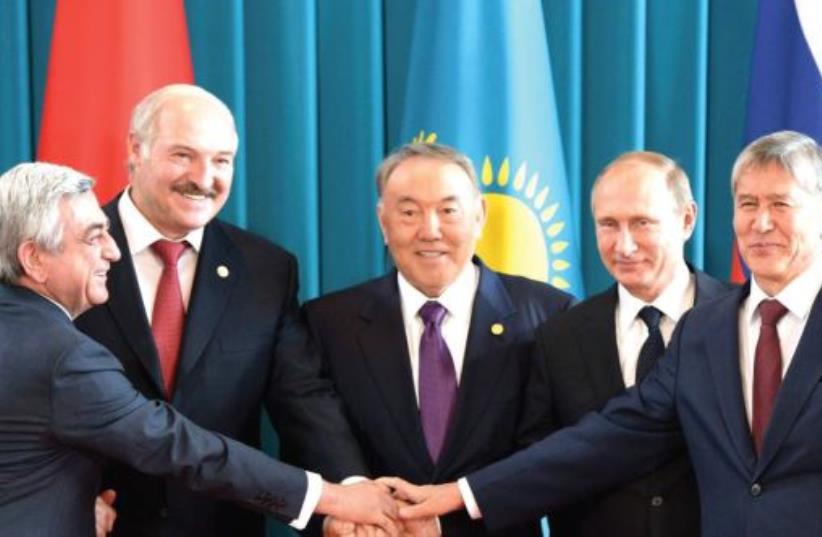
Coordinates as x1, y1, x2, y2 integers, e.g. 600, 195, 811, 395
418, 301, 457, 462
635, 306, 664, 384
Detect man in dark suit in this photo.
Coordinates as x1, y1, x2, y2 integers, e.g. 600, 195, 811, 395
384, 131, 822, 537
518, 151, 730, 536
74, 84, 367, 537
311, 143, 575, 536
0, 162, 399, 537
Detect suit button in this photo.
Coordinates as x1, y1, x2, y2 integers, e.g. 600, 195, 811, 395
650, 496, 664, 507
750, 483, 762, 497
159, 507, 169, 518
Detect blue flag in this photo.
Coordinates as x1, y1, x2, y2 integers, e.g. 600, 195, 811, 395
745, 0, 822, 143
732, 0, 822, 282
399, 0, 584, 298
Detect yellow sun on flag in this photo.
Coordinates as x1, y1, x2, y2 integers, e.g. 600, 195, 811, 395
476, 156, 573, 290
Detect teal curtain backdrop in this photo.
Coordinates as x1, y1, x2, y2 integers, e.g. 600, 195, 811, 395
1, 0, 758, 299
1, 1, 758, 534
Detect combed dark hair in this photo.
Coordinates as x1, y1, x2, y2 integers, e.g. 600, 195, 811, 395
375, 143, 479, 198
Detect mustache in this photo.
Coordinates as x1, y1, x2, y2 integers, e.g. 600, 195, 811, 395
172, 181, 218, 199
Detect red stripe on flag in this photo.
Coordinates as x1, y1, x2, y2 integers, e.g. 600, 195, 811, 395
730, 238, 748, 284
37, 0, 194, 204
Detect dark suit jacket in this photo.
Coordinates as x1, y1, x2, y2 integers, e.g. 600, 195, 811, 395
303, 260, 575, 536
75, 197, 366, 537
0, 284, 308, 537
518, 270, 730, 537
468, 282, 822, 537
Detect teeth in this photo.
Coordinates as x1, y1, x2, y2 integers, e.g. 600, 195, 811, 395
182, 193, 207, 201
418, 251, 444, 257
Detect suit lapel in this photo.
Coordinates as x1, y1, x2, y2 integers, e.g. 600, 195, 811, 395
436, 265, 517, 473
578, 288, 625, 398
175, 222, 240, 392
103, 202, 167, 395
706, 287, 757, 474
757, 288, 822, 474
357, 275, 432, 473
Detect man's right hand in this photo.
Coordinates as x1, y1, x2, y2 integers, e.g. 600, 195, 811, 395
377, 477, 464, 521
317, 480, 399, 536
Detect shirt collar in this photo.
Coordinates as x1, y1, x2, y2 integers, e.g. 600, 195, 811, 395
118, 187, 204, 254
746, 255, 822, 325
397, 260, 480, 322
617, 261, 693, 331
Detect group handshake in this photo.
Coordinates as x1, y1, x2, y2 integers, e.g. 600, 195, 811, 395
322, 477, 460, 537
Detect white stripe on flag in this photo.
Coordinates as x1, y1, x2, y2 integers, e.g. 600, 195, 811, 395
795, 0, 822, 78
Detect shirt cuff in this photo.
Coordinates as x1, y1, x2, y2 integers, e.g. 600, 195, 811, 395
457, 477, 482, 520
289, 471, 323, 530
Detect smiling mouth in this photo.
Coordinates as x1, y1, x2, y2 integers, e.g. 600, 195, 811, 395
417, 251, 447, 258
747, 242, 782, 251
173, 183, 217, 201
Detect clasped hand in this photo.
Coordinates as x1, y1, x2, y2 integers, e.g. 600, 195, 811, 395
324, 477, 465, 537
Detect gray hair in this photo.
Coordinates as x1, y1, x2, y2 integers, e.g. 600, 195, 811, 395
375, 143, 479, 198
591, 150, 694, 213
129, 83, 237, 158
0, 162, 94, 283
731, 130, 822, 195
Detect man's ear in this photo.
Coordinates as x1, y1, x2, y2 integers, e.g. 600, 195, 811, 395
681, 201, 697, 241
127, 132, 143, 174
17, 240, 48, 284
376, 201, 388, 245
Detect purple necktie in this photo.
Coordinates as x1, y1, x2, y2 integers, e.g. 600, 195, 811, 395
752, 299, 788, 455
418, 301, 458, 462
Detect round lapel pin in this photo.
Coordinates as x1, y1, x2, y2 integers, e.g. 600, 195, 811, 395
217, 265, 230, 279
491, 323, 504, 336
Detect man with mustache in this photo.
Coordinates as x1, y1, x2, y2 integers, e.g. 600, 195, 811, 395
75, 84, 368, 536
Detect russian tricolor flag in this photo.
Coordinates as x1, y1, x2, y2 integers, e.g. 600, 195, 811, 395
731, 0, 822, 283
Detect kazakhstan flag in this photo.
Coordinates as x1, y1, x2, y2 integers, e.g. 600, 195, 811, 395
399, 0, 584, 298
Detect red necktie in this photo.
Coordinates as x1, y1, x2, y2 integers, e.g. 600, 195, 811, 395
151, 240, 188, 396
752, 299, 788, 455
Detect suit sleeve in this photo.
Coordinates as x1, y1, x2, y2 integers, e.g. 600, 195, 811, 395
49, 337, 309, 523
263, 256, 368, 481
467, 317, 689, 531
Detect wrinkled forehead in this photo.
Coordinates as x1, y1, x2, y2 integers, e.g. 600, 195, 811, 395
149, 97, 239, 149
63, 192, 107, 228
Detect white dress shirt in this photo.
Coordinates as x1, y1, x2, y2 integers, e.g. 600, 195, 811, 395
738, 256, 822, 426
615, 262, 695, 387
117, 190, 320, 530
397, 262, 480, 402
117, 190, 203, 322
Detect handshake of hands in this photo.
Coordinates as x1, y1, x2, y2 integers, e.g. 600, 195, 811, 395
320, 477, 466, 537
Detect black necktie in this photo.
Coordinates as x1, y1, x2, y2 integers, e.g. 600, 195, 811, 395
635, 306, 664, 383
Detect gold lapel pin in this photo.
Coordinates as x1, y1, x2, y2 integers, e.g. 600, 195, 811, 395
216, 265, 230, 279
491, 323, 504, 336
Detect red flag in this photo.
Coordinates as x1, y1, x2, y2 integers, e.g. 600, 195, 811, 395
37, 0, 194, 204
